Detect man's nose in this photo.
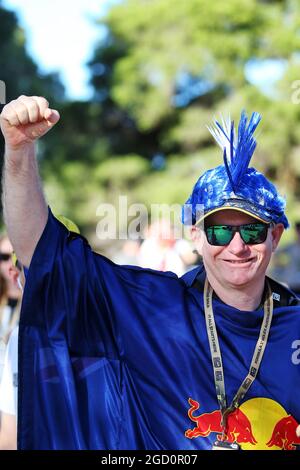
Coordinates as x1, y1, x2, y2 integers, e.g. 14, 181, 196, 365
227, 231, 249, 254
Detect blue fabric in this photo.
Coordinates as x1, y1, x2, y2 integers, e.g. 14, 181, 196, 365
183, 166, 289, 228
18, 210, 300, 450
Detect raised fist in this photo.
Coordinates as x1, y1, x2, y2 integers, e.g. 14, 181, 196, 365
0, 95, 60, 150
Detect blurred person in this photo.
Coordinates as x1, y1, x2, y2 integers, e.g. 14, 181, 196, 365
0, 326, 18, 449
138, 219, 197, 275
1, 96, 300, 451
0, 254, 22, 449
270, 221, 300, 294
0, 218, 79, 450
0, 235, 21, 339
0, 325, 18, 450
112, 239, 142, 266
0, 235, 21, 384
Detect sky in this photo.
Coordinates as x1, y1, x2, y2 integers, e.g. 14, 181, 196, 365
2, 0, 285, 102
2, 0, 117, 100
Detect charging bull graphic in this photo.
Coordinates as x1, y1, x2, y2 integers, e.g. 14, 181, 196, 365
266, 416, 300, 450
185, 397, 300, 450
185, 398, 257, 445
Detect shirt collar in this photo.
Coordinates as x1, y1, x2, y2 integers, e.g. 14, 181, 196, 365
180, 263, 299, 308
180, 264, 205, 287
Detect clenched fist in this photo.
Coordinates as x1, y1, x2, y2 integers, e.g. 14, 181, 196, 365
0, 95, 60, 150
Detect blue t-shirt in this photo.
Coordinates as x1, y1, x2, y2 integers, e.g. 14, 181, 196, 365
18, 210, 300, 450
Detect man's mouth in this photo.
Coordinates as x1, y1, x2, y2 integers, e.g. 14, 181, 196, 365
224, 258, 256, 264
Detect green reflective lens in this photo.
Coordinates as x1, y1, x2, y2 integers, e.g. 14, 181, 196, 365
206, 226, 233, 245
240, 224, 267, 244
205, 223, 269, 246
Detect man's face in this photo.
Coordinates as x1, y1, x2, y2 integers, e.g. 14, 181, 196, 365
193, 210, 284, 289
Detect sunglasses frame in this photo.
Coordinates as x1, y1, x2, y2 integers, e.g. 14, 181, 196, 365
0, 252, 12, 262
204, 222, 271, 246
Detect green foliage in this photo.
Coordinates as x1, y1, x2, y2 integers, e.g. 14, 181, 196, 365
0, 1, 65, 192
94, 154, 150, 187
0, 4, 64, 103
2, 0, 300, 241
103, 0, 300, 130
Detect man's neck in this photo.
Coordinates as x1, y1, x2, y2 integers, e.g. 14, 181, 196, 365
207, 275, 265, 312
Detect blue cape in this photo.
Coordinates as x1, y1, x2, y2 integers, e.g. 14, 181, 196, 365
18, 210, 300, 450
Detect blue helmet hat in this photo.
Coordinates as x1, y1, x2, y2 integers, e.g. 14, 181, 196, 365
182, 111, 289, 229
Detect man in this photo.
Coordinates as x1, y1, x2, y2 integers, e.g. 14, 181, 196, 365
0, 96, 300, 450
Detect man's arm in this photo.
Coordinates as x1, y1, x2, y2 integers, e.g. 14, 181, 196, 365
0, 95, 60, 266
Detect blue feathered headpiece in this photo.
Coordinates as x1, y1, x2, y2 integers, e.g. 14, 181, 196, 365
182, 111, 289, 228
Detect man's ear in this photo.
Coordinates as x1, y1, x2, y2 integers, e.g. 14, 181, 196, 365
271, 223, 285, 251
190, 226, 199, 242
190, 226, 204, 256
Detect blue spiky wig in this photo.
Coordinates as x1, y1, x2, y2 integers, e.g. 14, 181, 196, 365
182, 111, 289, 229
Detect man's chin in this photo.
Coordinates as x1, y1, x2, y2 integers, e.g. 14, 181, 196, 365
223, 274, 255, 288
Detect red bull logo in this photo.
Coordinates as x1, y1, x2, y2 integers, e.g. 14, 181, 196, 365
185, 397, 300, 450
185, 398, 257, 445
266, 416, 300, 450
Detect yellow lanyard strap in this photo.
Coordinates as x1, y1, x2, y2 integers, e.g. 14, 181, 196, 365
204, 277, 273, 429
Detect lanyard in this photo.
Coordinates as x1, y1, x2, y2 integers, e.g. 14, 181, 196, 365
203, 277, 273, 433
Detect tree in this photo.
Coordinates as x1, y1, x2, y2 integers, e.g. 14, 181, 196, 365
0, 0, 65, 192
85, 0, 300, 237
2, 0, 300, 242
0, 2, 64, 104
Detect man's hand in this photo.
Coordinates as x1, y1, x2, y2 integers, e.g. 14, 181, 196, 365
1, 95, 57, 266
0, 95, 60, 150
